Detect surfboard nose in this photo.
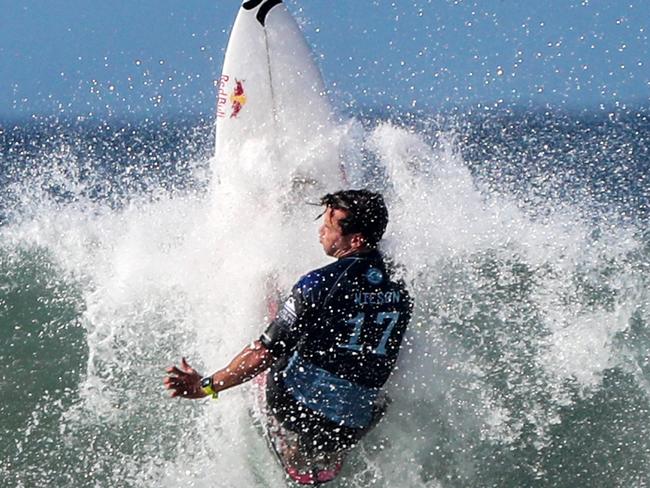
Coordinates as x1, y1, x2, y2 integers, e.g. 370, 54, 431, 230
242, 0, 284, 27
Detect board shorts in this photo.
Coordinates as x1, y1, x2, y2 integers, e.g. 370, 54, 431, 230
265, 372, 387, 456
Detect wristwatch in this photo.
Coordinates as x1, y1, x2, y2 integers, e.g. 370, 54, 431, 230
200, 376, 219, 399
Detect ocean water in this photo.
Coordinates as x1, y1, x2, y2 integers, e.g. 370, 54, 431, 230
0, 107, 648, 487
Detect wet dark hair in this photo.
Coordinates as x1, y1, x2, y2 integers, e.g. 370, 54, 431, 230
320, 189, 389, 247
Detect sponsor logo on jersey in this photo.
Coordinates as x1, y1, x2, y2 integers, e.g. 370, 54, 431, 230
278, 296, 297, 322
365, 267, 384, 285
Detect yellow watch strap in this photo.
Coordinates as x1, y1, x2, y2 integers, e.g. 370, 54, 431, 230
201, 381, 219, 400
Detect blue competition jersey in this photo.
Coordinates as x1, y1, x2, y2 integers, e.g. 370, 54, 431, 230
261, 249, 412, 428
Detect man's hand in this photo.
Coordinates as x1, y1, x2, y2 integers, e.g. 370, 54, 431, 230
163, 357, 207, 399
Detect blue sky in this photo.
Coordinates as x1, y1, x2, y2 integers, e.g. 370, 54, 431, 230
1, 0, 648, 121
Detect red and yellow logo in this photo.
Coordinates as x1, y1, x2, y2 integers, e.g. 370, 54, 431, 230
229, 79, 247, 118
216, 75, 247, 119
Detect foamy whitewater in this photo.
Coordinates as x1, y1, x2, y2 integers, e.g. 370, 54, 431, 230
1, 110, 648, 487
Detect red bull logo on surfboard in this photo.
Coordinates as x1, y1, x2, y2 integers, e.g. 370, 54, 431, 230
216, 75, 248, 119
230, 79, 247, 118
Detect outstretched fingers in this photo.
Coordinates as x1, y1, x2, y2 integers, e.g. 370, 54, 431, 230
163, 357, 204, 399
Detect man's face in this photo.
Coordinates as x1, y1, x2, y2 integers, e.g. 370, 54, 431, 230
319, 207, 355, 257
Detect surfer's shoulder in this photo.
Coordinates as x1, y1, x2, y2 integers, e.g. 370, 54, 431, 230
293, 260, 350, 301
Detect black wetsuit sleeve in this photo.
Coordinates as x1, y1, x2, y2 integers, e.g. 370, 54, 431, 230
259, 285, 306, 357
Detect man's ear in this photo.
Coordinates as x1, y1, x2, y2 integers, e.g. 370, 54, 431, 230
350, 233, 366, 250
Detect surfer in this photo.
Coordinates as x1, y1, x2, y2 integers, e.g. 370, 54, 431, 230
164, 189, 412, 483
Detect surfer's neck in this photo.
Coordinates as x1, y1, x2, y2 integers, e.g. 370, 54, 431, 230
333, 246, 374, 259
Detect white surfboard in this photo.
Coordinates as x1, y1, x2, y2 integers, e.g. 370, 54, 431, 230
214, 0, 345, 197
213, 3, 349, 483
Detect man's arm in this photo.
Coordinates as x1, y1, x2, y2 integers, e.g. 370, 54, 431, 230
164, 279, 310, 400
163, 340, 274, 399
211, 340, 274, 392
